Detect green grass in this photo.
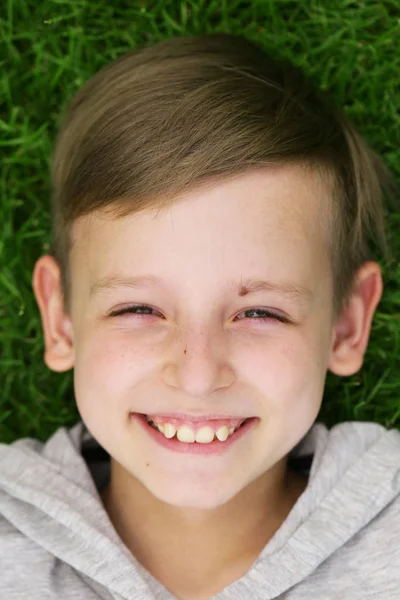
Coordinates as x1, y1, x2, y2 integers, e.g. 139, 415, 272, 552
1, 0, 399, 444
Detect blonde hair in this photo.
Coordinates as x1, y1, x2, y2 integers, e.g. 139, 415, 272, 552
49, 33, 397, 319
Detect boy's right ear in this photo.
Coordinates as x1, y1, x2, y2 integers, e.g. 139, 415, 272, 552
32, 256, 74, 372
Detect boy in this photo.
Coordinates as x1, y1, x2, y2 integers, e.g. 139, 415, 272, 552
1, 33, 400, 600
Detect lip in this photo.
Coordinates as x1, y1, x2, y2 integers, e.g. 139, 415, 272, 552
131, 412, 259, 455
143, 412, 251, 423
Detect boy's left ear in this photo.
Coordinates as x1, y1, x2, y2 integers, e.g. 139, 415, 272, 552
328, 261, 383, 376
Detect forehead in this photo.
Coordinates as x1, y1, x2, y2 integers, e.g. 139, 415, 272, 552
69, 164, 331, 285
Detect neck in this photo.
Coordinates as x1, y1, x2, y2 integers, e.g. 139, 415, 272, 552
100, 459, 307, 599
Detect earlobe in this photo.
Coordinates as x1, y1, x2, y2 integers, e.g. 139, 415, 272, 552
32, 255, 74, 372
328, 262, 383, 377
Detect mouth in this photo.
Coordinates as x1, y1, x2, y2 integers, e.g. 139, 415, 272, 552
146, 415, 249, 439
131, 413, 258, 455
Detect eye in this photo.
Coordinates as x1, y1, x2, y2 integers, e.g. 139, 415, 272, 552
235, 308, 288, 323
109, 305, 161, 318
109, 305, 288, 323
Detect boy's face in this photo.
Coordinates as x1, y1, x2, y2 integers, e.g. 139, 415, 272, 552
34, 164, 382, 510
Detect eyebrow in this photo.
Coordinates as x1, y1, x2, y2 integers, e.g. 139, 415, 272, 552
90, 274, 314, 303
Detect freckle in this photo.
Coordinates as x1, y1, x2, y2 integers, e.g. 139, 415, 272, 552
146, 463, 150, 467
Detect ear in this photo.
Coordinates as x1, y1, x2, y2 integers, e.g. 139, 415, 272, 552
328, 261, 383, 376
32, 255, 74, 372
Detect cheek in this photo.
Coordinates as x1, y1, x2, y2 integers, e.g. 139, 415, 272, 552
257, 337, 327, 461
249, 332, 324, 392
73, 333, 136, 410
274, 334, 328, 418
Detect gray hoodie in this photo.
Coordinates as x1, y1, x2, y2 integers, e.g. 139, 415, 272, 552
0, 419, 399, 599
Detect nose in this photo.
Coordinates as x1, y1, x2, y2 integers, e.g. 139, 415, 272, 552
161, 324, 235, 398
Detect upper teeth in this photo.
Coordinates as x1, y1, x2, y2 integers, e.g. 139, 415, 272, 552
147, 418, 238, 443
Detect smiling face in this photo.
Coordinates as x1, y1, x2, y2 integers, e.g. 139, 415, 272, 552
51, 164, 334, 509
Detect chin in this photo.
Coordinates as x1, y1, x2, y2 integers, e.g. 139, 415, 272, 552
148, 481, 239, 510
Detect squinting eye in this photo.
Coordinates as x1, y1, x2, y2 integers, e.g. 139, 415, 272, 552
236, 308, 288, 323
109, 305, 161, 318
109, 305, 288, 323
